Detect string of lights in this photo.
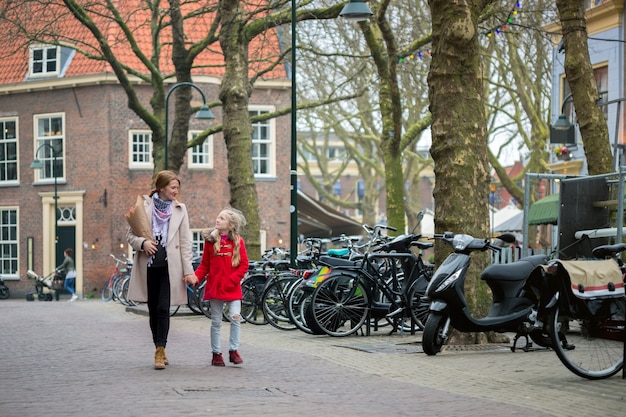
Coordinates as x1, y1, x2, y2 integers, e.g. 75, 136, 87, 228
398, 1, 522, 64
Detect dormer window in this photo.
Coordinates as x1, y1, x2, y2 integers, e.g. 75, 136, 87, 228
29, 45, 60, 78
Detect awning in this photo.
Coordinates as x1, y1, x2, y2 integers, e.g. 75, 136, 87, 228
297, 190, 364, 238
494, 211, 523, 232
528, 193, 559, 225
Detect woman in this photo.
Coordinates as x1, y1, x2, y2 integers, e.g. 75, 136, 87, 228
126, 170, 196, 370
56, 248, 77, 302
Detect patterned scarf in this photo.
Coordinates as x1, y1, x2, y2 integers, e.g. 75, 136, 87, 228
152, 193, 172, 247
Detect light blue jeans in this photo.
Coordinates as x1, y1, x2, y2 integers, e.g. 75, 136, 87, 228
209, 299, 241, 354
64, 270, 76, 295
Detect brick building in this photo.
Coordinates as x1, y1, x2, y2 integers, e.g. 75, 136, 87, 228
0, 6, 292, 298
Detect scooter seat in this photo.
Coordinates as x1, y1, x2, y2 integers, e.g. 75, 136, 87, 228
481, 255, 549, 282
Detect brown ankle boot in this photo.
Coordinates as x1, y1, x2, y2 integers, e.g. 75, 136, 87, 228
162, 348, 169, 365
154, 346, 166, 370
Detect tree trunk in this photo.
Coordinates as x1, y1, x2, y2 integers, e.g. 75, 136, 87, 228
218, 0, 261, 259
166, 0, 195, 172
428, 0, 494, 331
556, 0, 612, 175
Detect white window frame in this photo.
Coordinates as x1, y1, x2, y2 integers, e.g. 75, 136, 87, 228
129, 130, 153, 169
0, 117, 18, 185
33, 113, 65, 183
29, 44, 60, 78
0, 207, 19, 279
250, 106, 276, 178
187, 130, 213, 170
191, 230, 205, 258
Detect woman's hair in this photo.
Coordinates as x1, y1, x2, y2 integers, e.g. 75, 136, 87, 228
149, 170, 181, 197
65, 248, 73, 257
204, 208, 247, 267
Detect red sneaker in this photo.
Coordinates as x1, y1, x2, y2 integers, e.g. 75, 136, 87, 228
211, 352, 225, 367
229, 350, 243, 364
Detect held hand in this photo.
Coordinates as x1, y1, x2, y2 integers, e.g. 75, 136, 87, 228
183, 274, 197, 286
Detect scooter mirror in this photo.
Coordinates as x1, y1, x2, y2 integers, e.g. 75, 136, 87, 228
497, 233, 516, 244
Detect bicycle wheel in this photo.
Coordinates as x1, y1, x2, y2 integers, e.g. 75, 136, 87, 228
422, 312, 451, 356
118, 275, 138, 306
169, 305, 181, 316
241, 274, 267, 325
407, 276, 429, 330
286, 279, 314, 334
307, 274, 369, 337
186, 285, 204, 315
548, 299, 624, 380
101, 277, 114, 302
262, 275, 299, 331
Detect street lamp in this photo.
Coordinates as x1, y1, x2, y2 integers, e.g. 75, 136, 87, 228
30, 143, 59, 266
550, 93, 576, 145
164, 81, 215, 170
289, 0, 374, 266
339, 0, 374, 21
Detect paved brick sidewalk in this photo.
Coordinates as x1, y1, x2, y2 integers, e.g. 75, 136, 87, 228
0, 300, 623, 417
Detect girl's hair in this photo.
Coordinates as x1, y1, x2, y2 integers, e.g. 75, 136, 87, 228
149, 170, 181, 198
206, 208, 247, 267
64, 248, 73, 257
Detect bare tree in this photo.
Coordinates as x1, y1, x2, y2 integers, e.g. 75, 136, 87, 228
428, 0, 496, 337
555, 0, 612, 175
295, 0, 433, 232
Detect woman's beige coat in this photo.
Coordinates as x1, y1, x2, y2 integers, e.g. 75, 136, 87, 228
126, 195, 194, 306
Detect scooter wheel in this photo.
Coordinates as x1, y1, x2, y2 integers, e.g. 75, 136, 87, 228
422, 312, 450, 356
26, 293, 35, 301
45, 293, 54, 301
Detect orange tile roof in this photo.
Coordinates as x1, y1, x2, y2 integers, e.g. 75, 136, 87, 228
0, 1, 286, 85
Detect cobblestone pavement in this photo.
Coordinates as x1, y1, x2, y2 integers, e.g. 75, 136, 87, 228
1, 300, 624, 417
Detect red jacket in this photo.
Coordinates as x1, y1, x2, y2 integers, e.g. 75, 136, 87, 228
194, 235, 249, 301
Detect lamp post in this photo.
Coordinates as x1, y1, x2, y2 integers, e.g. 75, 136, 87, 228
30, 143, 59, 266
164, 81, 215, 170
290, 0, 298, 266
289, 0, 373, 266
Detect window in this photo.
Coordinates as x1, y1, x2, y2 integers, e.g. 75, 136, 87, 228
250, 108, 275, 177
0, 118, 18, 183
562, 64, 608, 123
192, 230, 205, 258
188, 131, 213, 169
0, 208, 18, 277
328, 146, 345, 160
33, 114, 64, 182
594, 66, 609, 118
129, 131, 152, 168
29, 45, 60, 77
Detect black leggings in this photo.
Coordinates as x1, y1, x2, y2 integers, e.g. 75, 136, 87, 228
147, 266, 170, 347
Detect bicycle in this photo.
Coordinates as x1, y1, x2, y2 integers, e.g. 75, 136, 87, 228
238, 247, 292, 325
538, 242, 625, 379
304, 232, 433, 337
102, 254, 132, 303
287, 226, 401, 335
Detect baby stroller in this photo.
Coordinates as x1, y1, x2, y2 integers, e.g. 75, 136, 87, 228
26, 270, 62, 301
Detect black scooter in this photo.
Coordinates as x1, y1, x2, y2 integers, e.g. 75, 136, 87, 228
421, 232, 550, 355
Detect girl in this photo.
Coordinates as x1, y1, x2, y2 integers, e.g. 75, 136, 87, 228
193, 208, 249, 366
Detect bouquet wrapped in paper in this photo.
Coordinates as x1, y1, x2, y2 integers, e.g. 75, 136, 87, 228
125, 195, 154, 241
